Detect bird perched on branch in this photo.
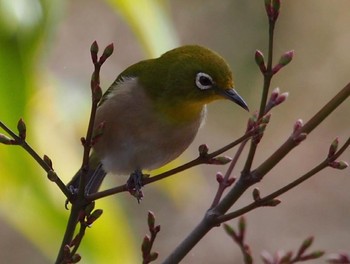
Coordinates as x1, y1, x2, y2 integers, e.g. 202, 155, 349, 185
68, 45, 249, 200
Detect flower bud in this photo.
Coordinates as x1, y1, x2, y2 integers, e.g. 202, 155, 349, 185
223, 223, 237, 239
43, 155, 53, 170
209, 156, 232, 165
90, 41, 99, 64
86, 209, 103, 225
260, 113, 272, 125
265, 0, 280, 21
0, 134, 13, 145
270, 87, 280, 102
142, 235, 151, 254
272, 50, 294, 74
153, 225, 161, 233
147, 252, 159, 262
247, 112, 258, 131
252, 188, 261, 201
279, 50, 294, 66
198, 144, 209, 157
216, 172, 224, 183
148, 211, 155, 230
227, 177, 236, 186
263, 199, 281, 207
298, 236, 314, 256
329, 161, 349, 170
47, 170, 58, 182
255, 50, 266, 73
238, 216, 246, 237
17, 118, 26, 140
328, 137, 339, 158
99, 43, 114, 64
71, 254, 81, 263
293, 119, 303, 134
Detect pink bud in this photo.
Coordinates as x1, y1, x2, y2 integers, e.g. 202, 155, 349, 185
272, 50, 294, 74
275, 92, 289, 106
270, 87, 280, 101
329, 161, 349, 170
297, 236, 314, 257
17, 118, 26, 140
247, 111, 258, 131
260, 113, 272, 125
265, 0, 280, 21
227, 177, 236, 186
216, 172, 224, 183
90, 41, 99, 64
328, 137, 339, 158
279, 50, 294, 66
293, 119, 304, 134
255, 50, 266, 73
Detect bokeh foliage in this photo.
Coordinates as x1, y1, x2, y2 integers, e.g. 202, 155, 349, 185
0, 0, 177, 262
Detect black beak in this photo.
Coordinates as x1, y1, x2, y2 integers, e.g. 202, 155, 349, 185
222, 89, 249, 111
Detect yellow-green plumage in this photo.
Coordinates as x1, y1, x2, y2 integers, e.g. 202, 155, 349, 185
69, 45, 248, 192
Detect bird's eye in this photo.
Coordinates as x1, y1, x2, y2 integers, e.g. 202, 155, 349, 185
195, 72, 214, 90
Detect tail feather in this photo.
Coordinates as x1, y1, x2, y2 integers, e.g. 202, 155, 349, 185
67, 162, 107, 195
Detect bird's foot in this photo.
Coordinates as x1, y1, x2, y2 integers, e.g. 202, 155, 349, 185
127, 169, 148, 203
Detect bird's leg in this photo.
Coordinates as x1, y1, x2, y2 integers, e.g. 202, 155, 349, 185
127, 169, 146, 203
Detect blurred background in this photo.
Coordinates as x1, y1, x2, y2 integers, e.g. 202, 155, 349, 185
0, 0, 349, 263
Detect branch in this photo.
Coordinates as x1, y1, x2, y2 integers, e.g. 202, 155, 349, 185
87, 129, 255, 201
162, 82, 349, 264
253, 82, 350, 179
218, 137, 350, 223
0, 120, 71, 199
55, 41, 113, 264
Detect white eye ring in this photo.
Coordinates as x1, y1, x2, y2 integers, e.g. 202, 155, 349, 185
195, 72, 214, 90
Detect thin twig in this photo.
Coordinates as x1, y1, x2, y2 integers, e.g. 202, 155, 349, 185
254, 82, 350, 179
87, 130, 254, 201
162, 83, 350, 264
217, 137, 350, 223
210, 138, 250, 209
242, 18, 276, 175
0, 121, 71, 199
55, 42, 113, 264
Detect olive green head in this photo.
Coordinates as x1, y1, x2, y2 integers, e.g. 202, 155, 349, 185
115, 45, 248, 122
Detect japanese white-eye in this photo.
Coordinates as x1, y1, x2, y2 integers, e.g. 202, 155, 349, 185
69, 45, 248, 195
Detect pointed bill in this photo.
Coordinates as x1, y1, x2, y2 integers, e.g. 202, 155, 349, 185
222, 89, 249, 111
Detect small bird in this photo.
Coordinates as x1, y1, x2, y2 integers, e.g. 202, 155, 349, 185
69, 45, 248, 198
